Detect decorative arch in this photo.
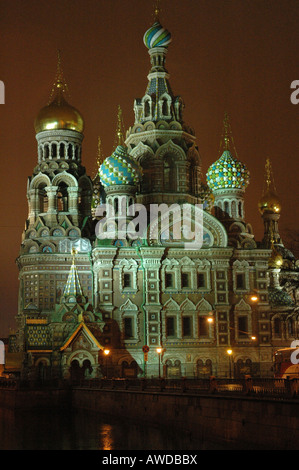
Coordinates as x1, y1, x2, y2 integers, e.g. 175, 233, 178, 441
29, 172, 51, 190
163, 298, 180, 311
180, 299, 196, 311
196, 298, 213, 312
156, 139, 186, 162
52, 171, 78, 188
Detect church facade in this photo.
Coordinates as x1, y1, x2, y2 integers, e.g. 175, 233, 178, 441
7, 13, 298, 381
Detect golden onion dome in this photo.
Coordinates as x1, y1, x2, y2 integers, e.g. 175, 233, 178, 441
34, 83, 84, 134
258, 190, 281, 215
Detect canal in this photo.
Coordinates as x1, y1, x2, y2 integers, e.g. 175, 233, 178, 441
0, 407, 232, 451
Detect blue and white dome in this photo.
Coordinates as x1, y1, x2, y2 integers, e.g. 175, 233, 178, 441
99, 145, 142, 187
206, 150, 250, 191
143, 21, 172, 49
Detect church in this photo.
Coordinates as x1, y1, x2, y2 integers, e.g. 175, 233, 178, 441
6, 8, 298, 382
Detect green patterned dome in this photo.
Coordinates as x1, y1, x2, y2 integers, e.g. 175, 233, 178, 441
143, 21, 172, 49
206, 150, 250, 191
99, 145, 142, 187
268, 287, 294, 307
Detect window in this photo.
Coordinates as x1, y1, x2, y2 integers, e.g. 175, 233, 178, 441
236, 273, 245, 289
197, 273, 205, 288
199, 316, 209, 337
165, 273, 173, 288
181, 273, 189, 288
123, 273, 132, 288
183, 317, 192, 337
166, 317, 175, 337
274, 318, 281, 337
238, 316, 248, 337
124, 318, 133, 339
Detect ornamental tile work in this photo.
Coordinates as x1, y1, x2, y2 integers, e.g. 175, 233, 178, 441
206, 150, 250, 191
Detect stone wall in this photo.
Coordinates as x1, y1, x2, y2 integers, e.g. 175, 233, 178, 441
72, 388, 299, 449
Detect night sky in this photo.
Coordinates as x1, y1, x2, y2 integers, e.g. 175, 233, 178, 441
0, 0, 298, 337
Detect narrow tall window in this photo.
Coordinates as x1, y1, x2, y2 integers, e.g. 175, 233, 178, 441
183, 317, 192, 337
238, 316, 248, 337
181, 273, 189, 288
236, 273, 245, 289
123, 273, 132, 288
165, 273, 173, 288
166, 317, 175, 337
124, 318, 133, 339
197, 273, 205, 288
199, 316, 209, 337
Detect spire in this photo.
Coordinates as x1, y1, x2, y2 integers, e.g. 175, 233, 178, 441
48, 49, 70, 105
264, 158, 277, 194
113, 105, 126, 150
219, 112, 238, 157
258, 158, 281, 215
153, 0, 161, 22
63, 247, 83, 298
93, 136, 104, 179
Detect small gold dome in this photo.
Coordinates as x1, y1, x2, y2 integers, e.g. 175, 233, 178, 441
34, 86, 84, 134
269, 248, 283, 268
258, 190, 281, 214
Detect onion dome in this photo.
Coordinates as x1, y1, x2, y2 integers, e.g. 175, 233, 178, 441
206, 150, 250, 191
34, 50, 84, 134
268, 287, 294, 307
143, 21, 172, 49
99, 145, 142, 187
258, 190, 281, 214
34, 86, 84, 134
258, 158, 281, 214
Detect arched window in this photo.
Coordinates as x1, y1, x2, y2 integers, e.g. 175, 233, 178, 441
238, 202, 243, 218
140, 156, 153, 193
67, 144, 73, 159
164, 156, 175, 191
59, 143, 65, 159
57, 182, 68, 212
38, 183, 48, 213
144, 99, 151, 118
51, 143, 57, 158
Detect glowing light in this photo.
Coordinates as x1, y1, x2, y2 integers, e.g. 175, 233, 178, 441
250, 295, 259, 302
103, 349, 110, 356
156, 347, 162, 354
227, 349, 233, 355
207, 317, 213, 323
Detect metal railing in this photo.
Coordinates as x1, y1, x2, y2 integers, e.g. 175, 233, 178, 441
75, 376, 299, 400
1, 376, 299, 400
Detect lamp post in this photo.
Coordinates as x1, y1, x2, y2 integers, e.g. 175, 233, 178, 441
227, 348, 233, 378
103, 348, 110, 378
156, 347, 162, 379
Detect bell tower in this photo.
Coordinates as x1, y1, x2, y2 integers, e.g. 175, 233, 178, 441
16, 52, 94, 353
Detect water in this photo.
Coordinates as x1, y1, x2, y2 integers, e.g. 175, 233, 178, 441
0, 407, 224, 450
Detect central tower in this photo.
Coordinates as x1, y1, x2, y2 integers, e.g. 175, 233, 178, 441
125, 8, 202, 206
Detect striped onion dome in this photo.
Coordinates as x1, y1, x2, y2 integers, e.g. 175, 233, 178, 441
206, 150, 250, 191
143, 21, 172, 49
99, 145, 142, 187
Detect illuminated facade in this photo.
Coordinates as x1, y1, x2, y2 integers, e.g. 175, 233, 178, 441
9, 13, 298, 381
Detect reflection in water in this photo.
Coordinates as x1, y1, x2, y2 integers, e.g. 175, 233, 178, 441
0, 407, 226, 450
100, 424, 113, 451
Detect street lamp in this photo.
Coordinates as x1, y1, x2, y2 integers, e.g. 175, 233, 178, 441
156, 347, 162, 379
103, 349, 110, 378
227, 348, 233, 378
